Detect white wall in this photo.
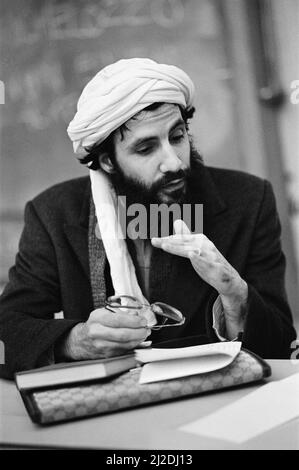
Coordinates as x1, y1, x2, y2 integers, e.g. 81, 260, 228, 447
273, 0, 299, 268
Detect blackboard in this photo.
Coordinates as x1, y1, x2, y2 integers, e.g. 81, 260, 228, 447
0, 0, 240, 280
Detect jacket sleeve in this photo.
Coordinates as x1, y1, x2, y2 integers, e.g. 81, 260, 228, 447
0, 201, 81, 379
241, 180, 297, 358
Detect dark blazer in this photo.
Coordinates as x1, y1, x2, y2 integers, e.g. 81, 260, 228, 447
0, 164, 296, 378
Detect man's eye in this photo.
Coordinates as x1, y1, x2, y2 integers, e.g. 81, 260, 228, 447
136, 146, 153, 155
170, 133, 185, 143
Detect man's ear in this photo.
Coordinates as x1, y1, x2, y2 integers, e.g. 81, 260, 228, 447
98, 152, 115, 174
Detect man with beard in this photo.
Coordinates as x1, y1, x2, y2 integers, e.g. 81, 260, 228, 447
0, 59, 296, 378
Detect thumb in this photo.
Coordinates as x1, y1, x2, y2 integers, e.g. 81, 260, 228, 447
174, 219, 191, 236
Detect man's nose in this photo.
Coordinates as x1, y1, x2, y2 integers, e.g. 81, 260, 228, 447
159, 143, 182, 173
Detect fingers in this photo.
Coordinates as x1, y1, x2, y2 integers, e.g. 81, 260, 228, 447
93, 306, 157, 329
138, 306, 157, 327
152, 233, 195, 245
94, 339, 148, 358
137, 341, 152, 348
152, 233, 205, 257
88, 308, 152, 346
173, 219, 191, 235
91, 308, 148, 329
156, 242, 193, 258
88, 322, 151, 343
151, 237, 197, 258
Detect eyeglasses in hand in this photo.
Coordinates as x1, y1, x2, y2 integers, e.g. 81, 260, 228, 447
105, 295, 185, 330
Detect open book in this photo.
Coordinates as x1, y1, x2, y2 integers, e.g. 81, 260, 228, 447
135, 341, 242, 384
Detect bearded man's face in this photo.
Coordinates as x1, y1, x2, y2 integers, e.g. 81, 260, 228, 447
109, 103, 192, 205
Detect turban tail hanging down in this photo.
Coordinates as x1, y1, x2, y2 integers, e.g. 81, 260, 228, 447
67, 58, 195, 304
67, 57, 195, 157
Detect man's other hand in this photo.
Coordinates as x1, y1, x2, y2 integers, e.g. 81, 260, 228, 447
152, 220, 248, 338
152, 219, 245, 299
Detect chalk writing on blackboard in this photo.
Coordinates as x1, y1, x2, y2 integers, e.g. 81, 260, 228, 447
5, 61, 73, 129
5, 43, 180, 130
10, 0, 185, 45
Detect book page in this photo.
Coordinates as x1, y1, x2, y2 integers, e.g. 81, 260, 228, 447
137, 342, 241, 384
135, 341, 241, 363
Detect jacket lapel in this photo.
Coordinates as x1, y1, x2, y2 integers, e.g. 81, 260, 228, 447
63, 181, 91, 279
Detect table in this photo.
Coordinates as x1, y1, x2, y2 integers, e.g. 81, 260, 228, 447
1, 360, 299, 450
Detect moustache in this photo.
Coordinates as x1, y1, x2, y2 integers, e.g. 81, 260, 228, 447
158, 168, 189, 188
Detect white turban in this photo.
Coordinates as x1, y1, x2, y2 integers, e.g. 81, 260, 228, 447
67, 57, 195, 156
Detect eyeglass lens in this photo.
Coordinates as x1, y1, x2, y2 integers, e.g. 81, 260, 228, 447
106, 295, 185, 328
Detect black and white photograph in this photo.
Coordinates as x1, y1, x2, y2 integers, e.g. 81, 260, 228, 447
0, 0, 298, 456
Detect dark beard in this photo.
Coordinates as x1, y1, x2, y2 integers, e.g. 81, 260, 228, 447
109, 143, 204, 208
107, 144, 204, 239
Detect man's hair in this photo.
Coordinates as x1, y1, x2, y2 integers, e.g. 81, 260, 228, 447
79, 102, 195, 170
